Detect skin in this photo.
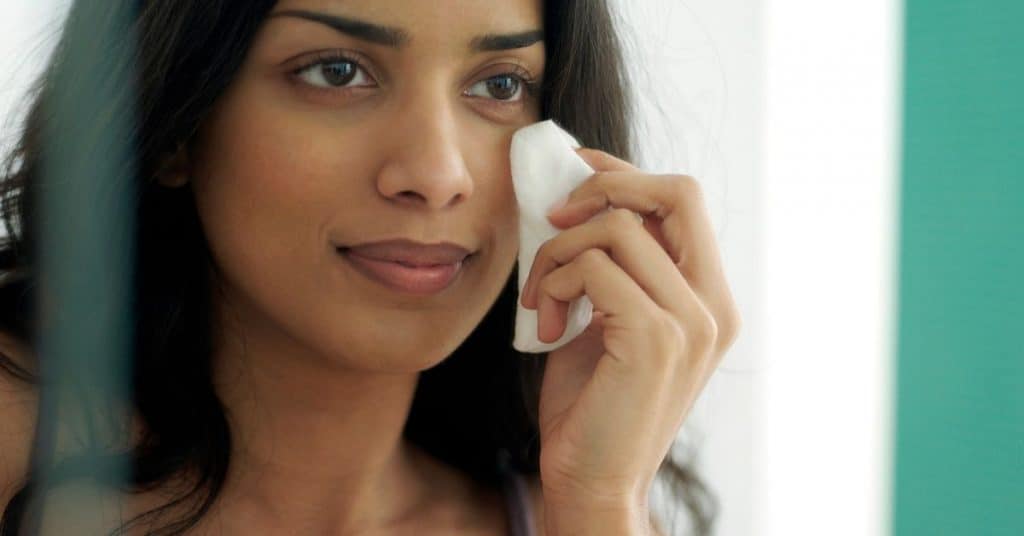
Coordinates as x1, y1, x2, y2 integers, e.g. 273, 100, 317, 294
0, 333, 34, 509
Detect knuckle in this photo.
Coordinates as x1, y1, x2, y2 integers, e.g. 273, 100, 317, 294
718, 306, 743, 347
686, 309, 718, 353
672, 174, 703, 200
536, 274, 552, 297
589, 170, 609, 187
607, 207, 640, 229
607, 212, 637, 241
650, 313, 688, 370
577, 248, 608, 269
656, 313, 687, 351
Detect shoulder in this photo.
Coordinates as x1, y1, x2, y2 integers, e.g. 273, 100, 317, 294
0, 331, 36, 510
34, 476, 203, 536
0, 333, 163, 535
33, 479, 128, 535
0, 330, 34, 379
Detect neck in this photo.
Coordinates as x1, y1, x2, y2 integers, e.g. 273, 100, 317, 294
207, 295, 429, 533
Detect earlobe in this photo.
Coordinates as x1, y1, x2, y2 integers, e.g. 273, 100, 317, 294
155, 142, 192, 188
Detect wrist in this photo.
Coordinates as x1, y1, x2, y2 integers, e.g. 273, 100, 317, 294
542, 497, 652, 536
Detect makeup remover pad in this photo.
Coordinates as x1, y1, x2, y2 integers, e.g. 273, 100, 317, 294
510, 119, 597, 353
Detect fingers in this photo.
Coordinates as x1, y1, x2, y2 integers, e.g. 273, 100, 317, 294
533, 247, 658, 349
557, 150, 724, 286
555, 149, 741, 341
549, 171, 722, 282
535, 243, 717, 375
522, 208, 691, 322
524, 210, 708, 344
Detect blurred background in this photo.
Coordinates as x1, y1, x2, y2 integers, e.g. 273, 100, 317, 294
2, 0, 1021, 534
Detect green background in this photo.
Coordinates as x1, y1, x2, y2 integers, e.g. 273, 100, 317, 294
893, 0, 1024, 534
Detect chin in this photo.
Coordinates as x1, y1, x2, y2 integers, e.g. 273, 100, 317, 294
312, 321, 473, 374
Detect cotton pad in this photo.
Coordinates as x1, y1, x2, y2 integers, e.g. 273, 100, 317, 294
510, 119, 598, 353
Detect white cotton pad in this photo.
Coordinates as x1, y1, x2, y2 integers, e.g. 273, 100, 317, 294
510, 119, 597, 353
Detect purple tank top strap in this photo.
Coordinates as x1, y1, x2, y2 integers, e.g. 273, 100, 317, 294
500, 470, 537, 536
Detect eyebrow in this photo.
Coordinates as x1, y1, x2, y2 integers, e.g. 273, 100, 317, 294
269, 9, 544, 52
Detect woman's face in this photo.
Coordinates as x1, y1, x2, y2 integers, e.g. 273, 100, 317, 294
180, 0, 545, 371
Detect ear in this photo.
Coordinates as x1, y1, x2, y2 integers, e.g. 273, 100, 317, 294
155, 142, 191, 188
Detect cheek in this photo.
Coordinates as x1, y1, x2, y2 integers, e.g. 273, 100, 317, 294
191, 101, 345, 272
187, 96, 378, 357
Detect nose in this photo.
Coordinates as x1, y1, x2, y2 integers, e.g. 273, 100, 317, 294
375, 83, 475, 211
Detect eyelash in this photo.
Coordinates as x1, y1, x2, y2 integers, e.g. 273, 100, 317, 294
288, 50, 542, 105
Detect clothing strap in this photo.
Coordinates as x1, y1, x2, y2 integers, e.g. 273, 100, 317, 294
500, 469, 536, 536
496, 448, 536, 536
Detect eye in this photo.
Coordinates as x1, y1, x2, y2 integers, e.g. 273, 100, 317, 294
293, 53, 375, 91
465, 71, 541, 104
288, 51, 542, 104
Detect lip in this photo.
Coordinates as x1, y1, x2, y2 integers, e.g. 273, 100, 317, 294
339, 248, 471, 295
341, 239, 473, 266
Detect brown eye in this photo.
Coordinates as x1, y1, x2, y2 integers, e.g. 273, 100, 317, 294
295, 58, 373, 90
487, 75, 521, 100
320, 61, 356, 86
467, 74, 524, 102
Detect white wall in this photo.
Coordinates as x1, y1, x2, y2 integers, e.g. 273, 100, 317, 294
757, 0, 899, 534
0, 1, 69, 159
613, 1, 897, 535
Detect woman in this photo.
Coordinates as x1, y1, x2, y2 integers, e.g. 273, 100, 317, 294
0, 0, 741, 534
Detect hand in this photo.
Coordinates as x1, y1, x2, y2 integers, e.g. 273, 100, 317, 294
520, 148, 742, 531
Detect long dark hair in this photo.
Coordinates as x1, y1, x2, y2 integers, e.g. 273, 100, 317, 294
0, 1, 719, 534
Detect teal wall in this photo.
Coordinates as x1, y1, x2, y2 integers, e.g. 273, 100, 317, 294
893, 1, 1024, 534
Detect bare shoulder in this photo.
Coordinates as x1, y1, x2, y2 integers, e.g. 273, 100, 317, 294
34, 480, 129, 535
0, 330, 35, 380
35, 477, 204, 536
0, 330, 36, 510
0, 333, 168, 536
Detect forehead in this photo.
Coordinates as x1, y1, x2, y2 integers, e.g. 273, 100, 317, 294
269, 0, 545, 48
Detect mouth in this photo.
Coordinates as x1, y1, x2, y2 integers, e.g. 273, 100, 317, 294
336, 247, 472, 295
